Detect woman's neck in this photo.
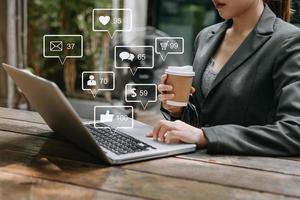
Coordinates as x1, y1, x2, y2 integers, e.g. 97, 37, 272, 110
231, 1, 264, 35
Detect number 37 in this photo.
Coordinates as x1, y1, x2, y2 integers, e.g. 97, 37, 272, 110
66, 43, 75, 50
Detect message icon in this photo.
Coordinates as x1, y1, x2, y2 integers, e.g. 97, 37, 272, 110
125, 84, 157, 109
43, 35, 83, 64
92, 8, 132, 38
82, 71, 115, 98
50, 41, 63, 52
155, 37, 184, 61
114, 46, 154, 75
94, 106, 134, 131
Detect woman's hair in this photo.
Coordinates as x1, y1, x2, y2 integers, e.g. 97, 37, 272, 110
263, 0, 292, 22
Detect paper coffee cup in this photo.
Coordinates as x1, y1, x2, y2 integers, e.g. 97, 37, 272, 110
165, 65, 195, 106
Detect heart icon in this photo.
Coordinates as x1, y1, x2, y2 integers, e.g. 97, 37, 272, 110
99, 16, 110, 26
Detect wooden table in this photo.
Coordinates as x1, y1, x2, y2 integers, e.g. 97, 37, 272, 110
1, 107, 300, 200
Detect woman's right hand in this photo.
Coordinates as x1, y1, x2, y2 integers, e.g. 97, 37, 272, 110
158, 74, 196, 117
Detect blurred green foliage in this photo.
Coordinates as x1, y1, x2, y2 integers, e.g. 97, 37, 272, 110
28, 0, 113, 86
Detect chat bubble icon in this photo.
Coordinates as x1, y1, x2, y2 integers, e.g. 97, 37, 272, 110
94, 106, 134, 132
155, 37, 184, 61
125, 84, 157, 109
82, 71, 115, 98
114, 46, 154, 76
43, 35, 83, 65
119, 51, 135, 61
92, 8, 132, 38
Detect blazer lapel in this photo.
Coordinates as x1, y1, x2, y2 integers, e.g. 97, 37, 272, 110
206, 5, 276, 97
193, 21, 229, 99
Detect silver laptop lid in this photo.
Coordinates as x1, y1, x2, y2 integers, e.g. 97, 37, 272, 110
2, 63, 107, 161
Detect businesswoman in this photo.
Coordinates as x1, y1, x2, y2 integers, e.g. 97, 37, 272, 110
147, 0, 300, 156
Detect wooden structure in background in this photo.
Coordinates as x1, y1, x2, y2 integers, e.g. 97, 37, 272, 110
0, 0, 28, 108
0, 1, 7, 107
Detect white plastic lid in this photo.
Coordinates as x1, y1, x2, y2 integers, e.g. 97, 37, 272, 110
165, 65, 195, 76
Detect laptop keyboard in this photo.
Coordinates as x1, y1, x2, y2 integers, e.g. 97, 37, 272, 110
86, 123, 156, 155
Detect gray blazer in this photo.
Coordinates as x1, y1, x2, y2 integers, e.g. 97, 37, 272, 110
162, 5, 300, 156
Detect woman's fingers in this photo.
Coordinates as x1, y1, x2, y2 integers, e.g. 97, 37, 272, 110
159, 84, 195, 96
150, 121, 163, 140
148, 120, 192, 144
148, 120, 204, 146
160, 74, 195, 96
190, 87, 196, 94
150, 120, 175, 140
160, 74, 167, 83
158, 94, 174, 101
158, 84, 173, 93
146, 131, 153, 137
164, 130, 182, 144
158, 125, 169, 141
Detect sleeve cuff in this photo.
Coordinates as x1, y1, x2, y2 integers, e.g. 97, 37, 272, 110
160, 106, 181, 121
160, 106, 170, 120
201, 127, 220, 154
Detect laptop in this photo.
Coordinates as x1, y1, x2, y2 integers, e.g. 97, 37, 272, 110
2, 63, 196, 164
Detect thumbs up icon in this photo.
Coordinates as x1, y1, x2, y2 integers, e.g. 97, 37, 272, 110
100, 110, 114, 123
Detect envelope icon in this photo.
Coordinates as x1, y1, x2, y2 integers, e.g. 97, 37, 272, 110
50, 41, 63, 52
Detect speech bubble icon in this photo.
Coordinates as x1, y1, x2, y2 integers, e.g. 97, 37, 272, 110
114, 46, 154, 76
82, 71, 115, 98
128, 54, 135, 61
92, 8, 132, 38
119, 51, 135, 62
155, 37, 184, 61
94, 106, 134, 132
119, 51, 129, 61
43, 35, 83, 65
125, 84, 157, 109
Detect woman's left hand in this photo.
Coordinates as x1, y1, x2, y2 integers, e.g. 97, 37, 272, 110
146, 120, 208, 148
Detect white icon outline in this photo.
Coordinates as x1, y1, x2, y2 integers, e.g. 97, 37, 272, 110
114, 45, 154, 75
155, 37, 184, 61
82, 71, 115, 97
99, 110, 114, 123
87, 74, 97, 86
125, 84, 158, 109
99, 16, 111, 26
160, 41, 169, 51
94, 106, 134, 129
43, 34, 83, 65
49, 41, 63, 52
92, 8, 133, 38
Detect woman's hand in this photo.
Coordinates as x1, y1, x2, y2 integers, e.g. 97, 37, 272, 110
158, 74, 196, 117
146, 120, 208, 148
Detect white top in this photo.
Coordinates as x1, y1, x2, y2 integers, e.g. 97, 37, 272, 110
202, 59, 221, 97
